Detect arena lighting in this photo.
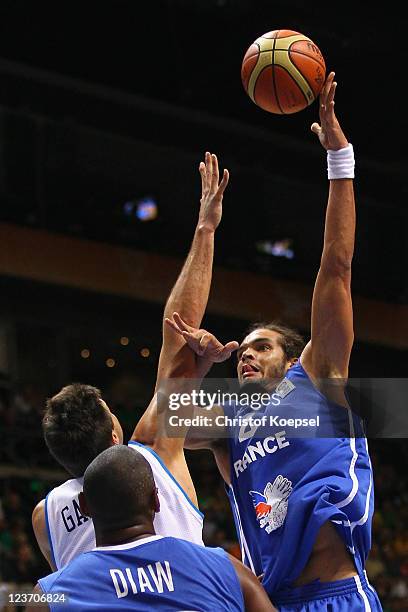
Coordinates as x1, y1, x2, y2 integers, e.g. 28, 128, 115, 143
123, 196, 158, 222
256, 239, 294, 260
120, 336, 129, 346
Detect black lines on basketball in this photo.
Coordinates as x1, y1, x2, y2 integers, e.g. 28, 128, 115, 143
271, 36, 284, 114
287, 47, 326, 71
241, 29, 326, 114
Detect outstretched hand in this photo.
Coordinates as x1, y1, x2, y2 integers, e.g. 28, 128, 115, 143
165, 312, 239, 363
198, 151, 229, 232
311, 71, 349, 151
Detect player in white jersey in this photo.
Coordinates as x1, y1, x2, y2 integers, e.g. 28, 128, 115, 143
32, 150, 230, 570
40, 384, 204, 570
33, 445, 275, 612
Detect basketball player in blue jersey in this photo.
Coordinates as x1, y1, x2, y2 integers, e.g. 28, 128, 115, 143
33, 445, 275, 611
31, 149, 232, 570
152, 72, 383, 610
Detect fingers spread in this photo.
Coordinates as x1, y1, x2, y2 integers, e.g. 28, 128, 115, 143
210, 153, 219, 192
225, 341, 239, 353
199, 161, 206, 193
172, 312, 194, 332
164, 317, 183, 335
199, 332, 211, 347
201, 151, 211, 192
217, 168, 229, 196
200, 333, 221, 354
310, 122, 322, 135
205, 151, 212, 183
327, 80, 337, 106
319, 71, 334, 111
323, 71, 335, 97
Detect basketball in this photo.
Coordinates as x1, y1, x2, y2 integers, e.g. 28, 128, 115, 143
241, 29, 326, 114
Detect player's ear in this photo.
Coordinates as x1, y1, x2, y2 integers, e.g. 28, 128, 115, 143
79, 491, 92, 518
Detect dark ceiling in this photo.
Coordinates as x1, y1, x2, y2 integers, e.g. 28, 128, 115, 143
0, 0, 406, 304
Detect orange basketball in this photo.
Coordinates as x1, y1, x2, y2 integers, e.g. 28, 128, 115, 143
241, 29, 326, 114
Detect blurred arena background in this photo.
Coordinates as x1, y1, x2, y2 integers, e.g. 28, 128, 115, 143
0, 1, 407, 610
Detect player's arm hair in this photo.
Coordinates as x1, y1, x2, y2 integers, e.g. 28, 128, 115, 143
131, 225, 217, 446
227, 554, 277, 612
302, 178, 355, 381
156, 224, 218, 387
130, 228, 218, 506
32, 499, 57, 572
133, 154, 229, 449
132, 158, 228, 504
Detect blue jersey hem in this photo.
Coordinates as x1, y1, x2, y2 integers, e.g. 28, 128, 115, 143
272, 572, 375, 606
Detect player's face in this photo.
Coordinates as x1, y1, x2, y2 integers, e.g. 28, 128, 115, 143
100, 399, 124, 445
236, 329, 289, 388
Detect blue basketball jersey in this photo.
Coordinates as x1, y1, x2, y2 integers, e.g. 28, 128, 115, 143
224, 362, 375, 600
38, 534, 244, 611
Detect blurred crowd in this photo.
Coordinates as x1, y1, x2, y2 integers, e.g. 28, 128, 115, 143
0, 378, 407, 611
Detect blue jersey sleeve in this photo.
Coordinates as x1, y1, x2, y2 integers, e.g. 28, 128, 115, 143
38, 567, 65, 593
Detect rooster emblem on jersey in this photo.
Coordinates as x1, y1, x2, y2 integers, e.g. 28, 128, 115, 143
249, 475, 292, 533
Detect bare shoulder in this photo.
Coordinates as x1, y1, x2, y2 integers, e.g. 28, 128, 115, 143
300, 341, 349, 407
32, 498, 46, 533
25, 584, 49, 612
32, 498, 56, 571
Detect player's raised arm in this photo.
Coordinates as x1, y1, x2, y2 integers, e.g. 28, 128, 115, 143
164, 311, 239, 371
155, 152, 229, 387
132, 152, 228, 438
301, 72, 355, 383
131, 153, 229, 493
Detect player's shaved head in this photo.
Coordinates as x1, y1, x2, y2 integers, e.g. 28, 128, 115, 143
83, 445, 157, 531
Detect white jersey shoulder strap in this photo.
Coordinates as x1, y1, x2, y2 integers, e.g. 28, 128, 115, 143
45, 443, 204, 569
128, 441, 204, 546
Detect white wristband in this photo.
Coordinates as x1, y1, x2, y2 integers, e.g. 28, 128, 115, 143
327, 143, 355, 180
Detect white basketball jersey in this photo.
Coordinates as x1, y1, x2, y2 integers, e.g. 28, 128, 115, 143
45, 442, 204, 569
